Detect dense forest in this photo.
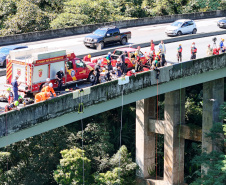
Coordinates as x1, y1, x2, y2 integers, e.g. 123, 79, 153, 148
0, 0, 226, 36
0, 83, 226, 184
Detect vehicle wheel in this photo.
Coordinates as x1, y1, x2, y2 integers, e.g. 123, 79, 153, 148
88, 72, 95, 83
192, 28, 197, 34
100, 42, 104, 49
121, 37, 127, 45
3, 60, 6, 68
177, 31, 182, 36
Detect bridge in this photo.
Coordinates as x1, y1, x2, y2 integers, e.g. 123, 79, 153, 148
0, 54, 225, 184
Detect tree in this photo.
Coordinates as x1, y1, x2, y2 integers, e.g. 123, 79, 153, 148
95, 145, 137, 185
53, 147, 92, 185
190, 103, 226, 185
0, 0, 50, 35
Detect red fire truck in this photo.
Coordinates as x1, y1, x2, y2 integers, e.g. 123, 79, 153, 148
6, 47, 95, 96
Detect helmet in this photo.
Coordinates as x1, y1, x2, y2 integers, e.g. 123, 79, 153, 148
88, 54, 91, 58
117, 58, 120, 62
60, 68, 64, 71
192, 42, 195, 44
108, 52, 111, 55
132, 69, 135, 73
97, 60, 101, 65
113, 67, 117, 71
46, 78, 50, 82
15, 75, 19, 78
208, 44, 210, 47
129, 44, 132, 47
179, 44, 181, 46
14, 101, 19, 107
155, 57, 158, 60
49, 83, 53, 88
7, 87, 11, 91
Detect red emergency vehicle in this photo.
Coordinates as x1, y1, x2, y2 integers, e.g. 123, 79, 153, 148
96, 47, 148, 69
6, 48, 95, 96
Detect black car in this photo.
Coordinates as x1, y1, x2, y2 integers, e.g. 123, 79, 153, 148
84, 26, 131, 49
217, 18, 226, 28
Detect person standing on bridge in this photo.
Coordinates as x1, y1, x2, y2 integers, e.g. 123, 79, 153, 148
191, 42, 197, 60
11, 75, 20, 101
206, 44, 213, 56
219, 38, 225, 53
83, 54, 91, 62
150, 40, 155, 55
56, 68, 64, 92
177, 44, 182, 62
158, 40, 166, 56
93, 60, 101, 85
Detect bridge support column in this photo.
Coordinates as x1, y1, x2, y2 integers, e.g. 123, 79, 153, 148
202, 78, 224, 153
164, 89, 185, 185
136, 97, 157, 178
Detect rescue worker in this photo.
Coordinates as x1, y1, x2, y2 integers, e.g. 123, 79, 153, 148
219, 38, 225, 53
44, 78, 50, 87
152, 57, 160, 79
107, 52, 111, 60
127, 69, 136, 77
35, 92, 51, 103
150, 40, 155, 54
191, 42, 197, 60
177, 44, 183, 62
83, 54, 91, 62
41, 83, 56, 97
120, 51, 127, 74
158, 40, 166, 56
6, 87, 13, 104
5, 101, 19, 112
11, 75, 20, 101
206, 44, 213, 56
56, 68, 64, 91
117, 66, 122, 77
116, 58, 122, 69
136, 59, 143, 72
93, 60, 101, 85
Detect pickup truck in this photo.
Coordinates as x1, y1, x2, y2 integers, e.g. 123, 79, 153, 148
84, 26, 131, 49
99, 47, 148, 69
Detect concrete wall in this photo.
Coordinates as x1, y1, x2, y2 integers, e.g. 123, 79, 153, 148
0, 53, 226, 140
0, 10, 225, 46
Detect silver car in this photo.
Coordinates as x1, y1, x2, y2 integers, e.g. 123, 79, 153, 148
165, 19, 197, 36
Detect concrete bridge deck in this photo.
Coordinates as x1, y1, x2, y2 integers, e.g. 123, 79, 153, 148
0, 53, 226, 148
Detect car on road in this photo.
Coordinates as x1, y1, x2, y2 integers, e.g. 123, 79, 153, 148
84, 26, 131, 49
217, 18, 226, 28
0, 45, 28, 67
165, 19, 197, 36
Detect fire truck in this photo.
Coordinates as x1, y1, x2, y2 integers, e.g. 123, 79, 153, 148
6, 47, 95, 96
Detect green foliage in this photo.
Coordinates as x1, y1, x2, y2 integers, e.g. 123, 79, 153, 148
0, 0, 50, 35
183, 0, 225, 13
53, 147, 92, 185
185, 97, 202, 126
95, 145, 137, 185
0, 127, 71, 185
190, 103, 226, 185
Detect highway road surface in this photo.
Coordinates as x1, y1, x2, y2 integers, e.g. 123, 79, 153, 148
0, 33, 225, 113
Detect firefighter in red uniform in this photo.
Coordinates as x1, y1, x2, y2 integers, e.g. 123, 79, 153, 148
191, 42, 197, 60
83, 54, 91, 62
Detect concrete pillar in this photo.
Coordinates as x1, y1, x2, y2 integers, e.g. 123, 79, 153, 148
164, 89, 185, 185
136, 97, 156, 178
202, 78, 224, 153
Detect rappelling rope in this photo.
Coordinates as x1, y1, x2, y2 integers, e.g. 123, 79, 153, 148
178, 62, 183, 184
156, 79, 159, 180
78, 90, 85, 185
119, 84, 124, 182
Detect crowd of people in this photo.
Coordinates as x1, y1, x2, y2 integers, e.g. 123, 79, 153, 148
3, 38, 226, 112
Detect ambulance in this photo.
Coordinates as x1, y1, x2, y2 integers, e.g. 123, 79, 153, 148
6, 47, 95, 96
